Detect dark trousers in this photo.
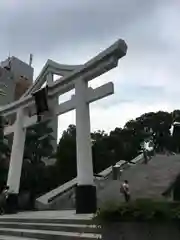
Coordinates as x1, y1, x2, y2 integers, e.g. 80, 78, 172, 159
124, 193, 130, 202
0, 199, 7, 214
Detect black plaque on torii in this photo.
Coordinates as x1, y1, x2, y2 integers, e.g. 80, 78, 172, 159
32, 86, 49, 122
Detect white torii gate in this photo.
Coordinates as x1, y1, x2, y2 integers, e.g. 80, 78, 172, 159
1, 39, 127, 213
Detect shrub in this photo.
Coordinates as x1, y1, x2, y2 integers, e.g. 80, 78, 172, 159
95, 199, 180, 222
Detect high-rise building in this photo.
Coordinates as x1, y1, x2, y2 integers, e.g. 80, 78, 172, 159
0, 57, 33, 124
0, 56, 57, 164
0, 56, 33, 103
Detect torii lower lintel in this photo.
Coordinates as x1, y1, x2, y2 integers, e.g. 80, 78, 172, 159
4, 82, 114, 135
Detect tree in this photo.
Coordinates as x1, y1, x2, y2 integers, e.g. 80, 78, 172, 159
24, 120, 54, 164
55, 126, 113, 183
20, 120, 55, 206
125, 111, 172, 153
55, 124, 77, 184
91, 130, 111, 173
0, 115, 11, 190
50, 109, 180, 190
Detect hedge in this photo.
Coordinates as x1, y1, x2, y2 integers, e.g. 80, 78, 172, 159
95, 199, 180, 222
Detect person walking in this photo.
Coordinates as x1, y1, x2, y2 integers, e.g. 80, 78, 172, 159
120, 180, 130, 202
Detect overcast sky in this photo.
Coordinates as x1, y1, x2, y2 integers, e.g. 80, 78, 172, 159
0, 0, 180, 139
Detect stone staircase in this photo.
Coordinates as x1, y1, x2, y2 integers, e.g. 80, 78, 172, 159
0, 154, 145, 239
1, 154, 179, 239
0, 211, 101, 239
36, 154, 144, 210
99, 154, 180, 205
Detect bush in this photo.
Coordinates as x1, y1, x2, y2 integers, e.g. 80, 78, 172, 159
95, 199, 180, 222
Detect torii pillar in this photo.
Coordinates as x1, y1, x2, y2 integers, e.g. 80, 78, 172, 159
6, 108, 26, 211
75, 78, 95, 213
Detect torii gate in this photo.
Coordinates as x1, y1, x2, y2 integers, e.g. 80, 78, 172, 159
1, 39, 127, 213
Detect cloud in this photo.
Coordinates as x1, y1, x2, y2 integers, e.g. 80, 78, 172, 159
58, 100, 174, 139
95, 84, 166, 108
0, 0, 170, 57
0, 0, 179, 139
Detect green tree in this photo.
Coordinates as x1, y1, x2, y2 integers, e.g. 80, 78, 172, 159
20, 120, 55, 206
53, 110, 179, 188
55, 124, 77, 184
0, 115, 11, 190
55, 126, 112, 183
91, 130, 111, 173
125, 111, 172, 153
24, 120, 54, 164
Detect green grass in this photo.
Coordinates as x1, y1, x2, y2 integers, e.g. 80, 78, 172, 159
95, 199, 180, 222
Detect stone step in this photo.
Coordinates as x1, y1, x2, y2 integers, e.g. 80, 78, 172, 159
0, 228, 102, 239
0, 211, 100, 239
0, 217, 91, 225
0, 236, 40, 240
0, 221, 101, 234
0, 211, 94, 225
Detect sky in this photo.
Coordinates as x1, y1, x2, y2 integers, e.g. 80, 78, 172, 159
0, 0, 180, 140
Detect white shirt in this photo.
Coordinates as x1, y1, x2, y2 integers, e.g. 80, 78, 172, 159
122, 183, 130, 194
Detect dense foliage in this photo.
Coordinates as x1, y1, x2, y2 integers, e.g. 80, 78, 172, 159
54, 109, 180, 187
19, 120, 55, 207
1, 109, 180, 206
0, 116, 10, 191
96, 199, 180, 222
0, 118, 55, 208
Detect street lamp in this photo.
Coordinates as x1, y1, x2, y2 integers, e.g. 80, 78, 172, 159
111, 149, 116, 166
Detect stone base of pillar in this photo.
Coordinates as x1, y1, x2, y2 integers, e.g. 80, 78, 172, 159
6, 193, 18, 213
76, 185, 97, 214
